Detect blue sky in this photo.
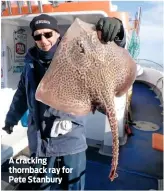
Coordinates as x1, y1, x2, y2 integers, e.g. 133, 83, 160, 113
113, 1, 163, 66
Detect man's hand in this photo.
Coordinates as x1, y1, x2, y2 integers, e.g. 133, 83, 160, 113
2, 124, 14, 134
96, 17, 123, 43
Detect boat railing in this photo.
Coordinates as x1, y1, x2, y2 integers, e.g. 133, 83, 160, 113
1, 1, 62, 15
155, 77, 163, 91
135, 59, 163, 72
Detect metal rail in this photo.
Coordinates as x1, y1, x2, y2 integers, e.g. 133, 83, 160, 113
1, 1, 69, 15
136, 59, 163, 70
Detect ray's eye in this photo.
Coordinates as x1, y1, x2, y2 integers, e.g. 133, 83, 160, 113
76, 40, 85, 54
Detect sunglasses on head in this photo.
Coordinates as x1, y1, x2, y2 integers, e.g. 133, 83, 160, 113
33, 31, 53, 41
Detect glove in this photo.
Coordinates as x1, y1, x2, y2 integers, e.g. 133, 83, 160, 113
96, 17, 123, 43
2, 123, 14, 134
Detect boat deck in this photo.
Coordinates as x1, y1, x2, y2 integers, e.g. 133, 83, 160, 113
85, 81, 163, 190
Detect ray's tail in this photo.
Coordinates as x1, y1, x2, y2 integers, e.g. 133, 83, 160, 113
106, 99, 119, 181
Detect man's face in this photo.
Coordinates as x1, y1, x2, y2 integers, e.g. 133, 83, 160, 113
33, 28, 60, 51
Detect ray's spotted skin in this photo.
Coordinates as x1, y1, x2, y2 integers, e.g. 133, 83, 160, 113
35, 18, 137, 181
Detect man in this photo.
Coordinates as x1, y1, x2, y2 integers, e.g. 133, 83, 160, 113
2, 14, 126, 190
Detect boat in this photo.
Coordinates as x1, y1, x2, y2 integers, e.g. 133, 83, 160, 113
1, 1, 163, 190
